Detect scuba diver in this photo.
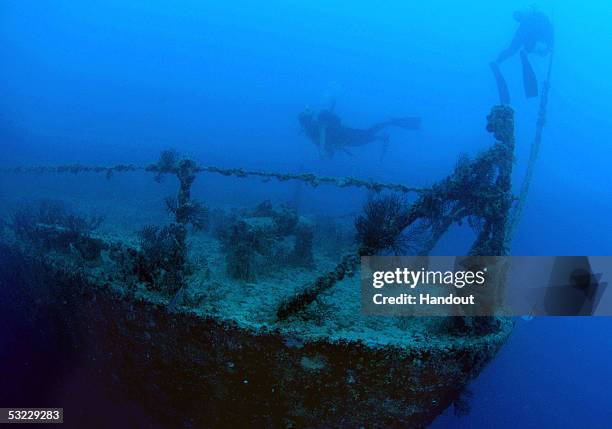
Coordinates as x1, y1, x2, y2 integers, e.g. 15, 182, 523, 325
491, 8, 554, 104
298, 103, 421, 158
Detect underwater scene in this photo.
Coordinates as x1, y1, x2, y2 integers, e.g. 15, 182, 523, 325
1, 1, 611, 428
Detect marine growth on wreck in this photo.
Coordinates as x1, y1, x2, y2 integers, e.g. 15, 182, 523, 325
0, 104, 522, 428
2, 2, 577, 428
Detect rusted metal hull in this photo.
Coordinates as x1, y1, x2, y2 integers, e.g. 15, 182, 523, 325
0, 243, 511, 428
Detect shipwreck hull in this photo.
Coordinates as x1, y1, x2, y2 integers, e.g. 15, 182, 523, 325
0, 242, 511, 428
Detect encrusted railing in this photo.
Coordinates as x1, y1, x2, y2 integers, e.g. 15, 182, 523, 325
1, 105, 517, 334
0, 164, 426, 194
277, 105, 515, 333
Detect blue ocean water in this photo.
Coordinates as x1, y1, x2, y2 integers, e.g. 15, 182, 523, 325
2, 1, 612, 427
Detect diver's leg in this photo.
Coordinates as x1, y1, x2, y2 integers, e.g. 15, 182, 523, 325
366, 122, 391, 135
367, 117, 421, 135
391, 117, 421, 130
490, 62, 511, 105
491, 33, 522, 104
496, 32, 523, 64
523, 39, 536, 54
520, 50, 539, 98
339, 128, 379, 147
496, 47, 518, 64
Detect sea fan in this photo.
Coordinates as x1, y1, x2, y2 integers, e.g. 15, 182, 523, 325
355, 194, 411, 254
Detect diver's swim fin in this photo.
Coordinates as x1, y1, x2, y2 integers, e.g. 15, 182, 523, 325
490, 62, 510, 105
520, 50, 539, 98
390, 117, 422, 130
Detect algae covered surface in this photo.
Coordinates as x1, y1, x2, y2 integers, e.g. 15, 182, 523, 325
0, 103, 516, 427
0, 187, 512, 427
0, 107, 516, 426
0, 190, 509, 347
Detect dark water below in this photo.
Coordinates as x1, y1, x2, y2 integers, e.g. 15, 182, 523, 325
432, 317, 612, 428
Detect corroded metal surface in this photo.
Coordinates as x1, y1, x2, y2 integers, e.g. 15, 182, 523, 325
0, 105, 517, 427
0, 243, 511, 428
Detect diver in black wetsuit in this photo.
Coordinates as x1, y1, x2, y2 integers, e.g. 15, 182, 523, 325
298, 106, 421, 158
491, 9, 554, 103
496, 9, 554, 64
